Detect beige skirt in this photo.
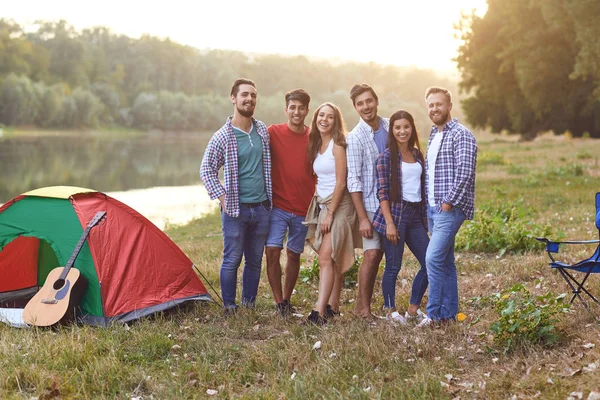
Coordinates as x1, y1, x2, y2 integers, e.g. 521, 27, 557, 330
303, 190, 362, 273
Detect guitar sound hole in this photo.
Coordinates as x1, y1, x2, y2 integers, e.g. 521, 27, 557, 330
53, 279, 66, 290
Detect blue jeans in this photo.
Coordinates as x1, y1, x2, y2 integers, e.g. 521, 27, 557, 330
425, 205, 466, 321
265, 207, 308, 254
220, 204, 270, 309
382, 204, 429, 309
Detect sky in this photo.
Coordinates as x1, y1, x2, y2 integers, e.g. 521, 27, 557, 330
4, 0, 488, 73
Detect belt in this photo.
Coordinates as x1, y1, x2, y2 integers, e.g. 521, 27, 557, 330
240, 200, 270, 208
404, 201, 421, 208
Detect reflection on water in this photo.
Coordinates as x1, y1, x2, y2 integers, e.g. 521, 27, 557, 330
107, 185, 217, 230
0, 131, 220, 230
0, 131, 214, 203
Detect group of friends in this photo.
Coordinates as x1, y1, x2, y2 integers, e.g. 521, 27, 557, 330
200, 79, 478, 327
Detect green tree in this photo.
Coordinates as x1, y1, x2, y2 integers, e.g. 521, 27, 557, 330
0, 74, 39, 125
455, 0, 600, 138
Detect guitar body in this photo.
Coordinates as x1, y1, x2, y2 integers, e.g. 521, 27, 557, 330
23, 266, 88, 327
22, 210, 105, 327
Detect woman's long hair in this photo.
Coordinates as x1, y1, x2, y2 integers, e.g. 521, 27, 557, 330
388, 110, 424, 203
307, 102, 347, 169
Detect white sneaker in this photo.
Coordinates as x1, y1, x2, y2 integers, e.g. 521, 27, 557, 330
416, 316, 433, 328
388, 311, 407, 325
405, 309, 427, 323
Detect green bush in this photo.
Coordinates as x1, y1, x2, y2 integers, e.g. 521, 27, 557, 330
542, 163, 585, 177
506, 163, 527, 175
487, 284, 570, 353
576, 150, 592, 160
299, 257, 319, 284
456, 199, 556, 255
478, 152, 506, 167
299, 255, 362, 288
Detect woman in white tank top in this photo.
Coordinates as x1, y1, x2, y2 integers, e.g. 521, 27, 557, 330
303, 103, 361, 325
371, 110, 431, 325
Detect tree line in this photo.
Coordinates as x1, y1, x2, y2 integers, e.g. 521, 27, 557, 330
0, 19, 460, 134
455, 0, 600, 138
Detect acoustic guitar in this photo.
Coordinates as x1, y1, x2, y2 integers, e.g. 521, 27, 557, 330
23, 211, 106, 327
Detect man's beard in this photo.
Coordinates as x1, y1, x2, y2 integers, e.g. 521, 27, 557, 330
430, 110, 449, 125
237, 104, 254, 118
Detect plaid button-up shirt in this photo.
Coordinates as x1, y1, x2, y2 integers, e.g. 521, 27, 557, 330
372, 148, 427, 235
200, 116, 272, 218
425, 118, 477, 220
346, 117, 390, 213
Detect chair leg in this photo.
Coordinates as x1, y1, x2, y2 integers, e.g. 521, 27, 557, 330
573, 269, 600, 304
559, 269, 590, 309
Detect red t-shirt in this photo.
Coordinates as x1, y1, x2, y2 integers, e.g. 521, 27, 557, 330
268, 123, 316, 217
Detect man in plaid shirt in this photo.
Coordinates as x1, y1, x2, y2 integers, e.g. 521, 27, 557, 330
423, 86, 477, 325
346, 84, 389, 319
200, 78, 272, 315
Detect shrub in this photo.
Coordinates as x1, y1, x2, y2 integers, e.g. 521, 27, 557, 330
299, 255, 362, 288
478, 152, 506, 167
299, 257, 319, 284
576, 150, 592, 160
456, 199, 556, 255
487, 284, 570, 353
506, 163, 526, 175
541, 163, 584, 178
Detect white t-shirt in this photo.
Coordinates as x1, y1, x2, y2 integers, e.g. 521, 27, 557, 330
427, 131, 443, 206
401, 161, 422, 202
313, 139, 336, 198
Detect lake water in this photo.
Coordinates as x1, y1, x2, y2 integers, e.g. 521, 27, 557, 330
0, 131, 218, 230
107, 185, 217, 230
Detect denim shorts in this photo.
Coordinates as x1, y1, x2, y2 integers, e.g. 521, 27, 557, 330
266, 207, 308, 254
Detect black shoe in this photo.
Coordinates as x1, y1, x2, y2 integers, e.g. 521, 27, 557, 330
224, 306, 238, 317
283, 299, 295, 315
306, 310, 327, 326
325, 304, 340, 319
276, 300, 292, 318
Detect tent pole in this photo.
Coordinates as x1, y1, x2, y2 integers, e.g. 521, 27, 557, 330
192, 264, 223, 307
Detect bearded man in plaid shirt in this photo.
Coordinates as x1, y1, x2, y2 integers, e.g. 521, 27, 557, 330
200, 78, 272, 315
424, 86, 477, 325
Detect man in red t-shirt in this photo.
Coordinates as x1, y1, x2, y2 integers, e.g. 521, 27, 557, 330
266, 89, 316, 317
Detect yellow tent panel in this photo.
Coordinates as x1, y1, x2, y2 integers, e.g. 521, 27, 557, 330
22, 186, 97, 199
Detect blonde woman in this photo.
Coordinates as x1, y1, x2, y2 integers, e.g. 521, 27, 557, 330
304, 103, 361, 325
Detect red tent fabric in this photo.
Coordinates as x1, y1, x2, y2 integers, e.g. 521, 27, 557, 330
0, 186, 212, 325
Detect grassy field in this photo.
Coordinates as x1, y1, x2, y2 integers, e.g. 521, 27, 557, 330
2, 132, 600, 399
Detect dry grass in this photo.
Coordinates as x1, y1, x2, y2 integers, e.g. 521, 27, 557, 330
2, 134, 600, 399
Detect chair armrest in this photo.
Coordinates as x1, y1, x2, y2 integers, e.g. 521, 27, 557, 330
536, 237, 599, 247
536, 237, 560, 254
536, 237, 600, 263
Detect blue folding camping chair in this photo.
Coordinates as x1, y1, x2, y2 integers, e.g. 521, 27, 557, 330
536, 192, 600, 309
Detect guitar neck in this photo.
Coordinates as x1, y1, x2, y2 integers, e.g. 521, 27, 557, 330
58, 211, 106, 281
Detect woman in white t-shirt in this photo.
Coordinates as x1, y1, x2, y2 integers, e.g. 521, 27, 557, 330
372, 110, 430, 325
303, 102, 361, 325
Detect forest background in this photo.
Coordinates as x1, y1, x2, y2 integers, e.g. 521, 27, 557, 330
0, 18, 460, 136
1, 0, 600, 139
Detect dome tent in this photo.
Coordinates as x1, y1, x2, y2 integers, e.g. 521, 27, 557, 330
0, 186, 211, 326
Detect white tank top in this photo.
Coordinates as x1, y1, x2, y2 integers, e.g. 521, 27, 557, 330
401, 161, 422, 202
313, 139, 336, 198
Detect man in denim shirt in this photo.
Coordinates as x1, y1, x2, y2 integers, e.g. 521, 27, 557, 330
423, 86, 477, 325
200, 78, 272, 315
